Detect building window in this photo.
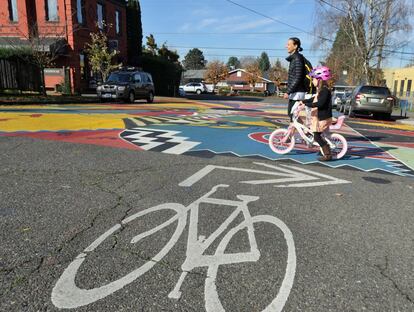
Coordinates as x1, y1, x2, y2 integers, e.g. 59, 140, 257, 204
97, 3, 104, 29
115, 10, 121, 34
45, 0, 58, 21
399, 80, 405, 97
80, 53, 87, 80
76, 0, 86, 25
237, 71, 242, 77
8, 0, 18, 21
407, 80, 412, 97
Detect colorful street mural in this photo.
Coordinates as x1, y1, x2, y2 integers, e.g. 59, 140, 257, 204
1, 98, 413, 177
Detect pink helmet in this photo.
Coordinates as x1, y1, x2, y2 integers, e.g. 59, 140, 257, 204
309, 66, 332, 81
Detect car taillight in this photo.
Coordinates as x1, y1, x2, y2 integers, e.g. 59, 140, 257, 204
355, 93, 364, 100
386, 97, 394, 101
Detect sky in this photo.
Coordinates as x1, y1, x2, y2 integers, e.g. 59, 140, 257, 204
140, 0, 414, 69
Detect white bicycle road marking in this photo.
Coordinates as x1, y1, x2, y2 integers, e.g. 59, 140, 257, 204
51, 185, 296, 311
179, 162, 351, 188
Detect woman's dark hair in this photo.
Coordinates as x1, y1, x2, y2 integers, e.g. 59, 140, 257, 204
289, 37, 303, 52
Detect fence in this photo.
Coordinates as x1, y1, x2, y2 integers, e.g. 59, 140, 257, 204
0, 57, 42, 93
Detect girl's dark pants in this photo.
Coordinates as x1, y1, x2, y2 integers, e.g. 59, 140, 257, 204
314, 132, 328, 147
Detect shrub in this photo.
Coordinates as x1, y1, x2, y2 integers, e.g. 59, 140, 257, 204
217, 86, 231, 95
0, 48, 33, 59
238, 91, 267, 97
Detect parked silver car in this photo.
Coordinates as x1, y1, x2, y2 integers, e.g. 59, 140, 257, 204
343, 85, 394, 119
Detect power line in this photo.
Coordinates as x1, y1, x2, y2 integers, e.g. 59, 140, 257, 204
223, 0, 333, 42
150, 31, 302, 35
318, 0, 348, 14
169, 45, 328, 52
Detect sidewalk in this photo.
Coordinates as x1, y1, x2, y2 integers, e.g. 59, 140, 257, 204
395, 109, 414, 126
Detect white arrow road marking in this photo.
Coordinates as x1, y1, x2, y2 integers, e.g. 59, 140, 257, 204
244, 163, 351, 187
180, 162, 351, 188
179, 165, 295, 187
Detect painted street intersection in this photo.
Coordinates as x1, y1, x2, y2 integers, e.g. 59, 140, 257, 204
1, 97, 413, 176
1, 98, 414, 311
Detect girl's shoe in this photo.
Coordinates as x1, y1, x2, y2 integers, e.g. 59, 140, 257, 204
318, 145, 332, 161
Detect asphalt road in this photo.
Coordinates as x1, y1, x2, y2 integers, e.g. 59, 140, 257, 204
1, 136, 413, 312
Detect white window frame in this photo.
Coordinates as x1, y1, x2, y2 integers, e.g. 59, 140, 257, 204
45, 0, 59, 22
8, 0, 18, 21
115, 10, 121, 34
97, 3, 104, 29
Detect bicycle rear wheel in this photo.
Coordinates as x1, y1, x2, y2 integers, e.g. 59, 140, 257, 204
51, 203, 187, 309
329, 133, 348, 159
268, 129, 295, 155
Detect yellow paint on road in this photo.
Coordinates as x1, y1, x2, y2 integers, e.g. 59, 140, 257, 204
350, 120, 414, 131
0, 113, 127, 132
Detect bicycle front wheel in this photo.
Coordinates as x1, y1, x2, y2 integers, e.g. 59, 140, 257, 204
51, 203, 187, 309
329, 133, 348, 159
268, 129, 295, 155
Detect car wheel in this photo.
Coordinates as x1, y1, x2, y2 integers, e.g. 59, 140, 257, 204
147, 92, 154, 103
383, 113, 391, 120
196, 89, 202, 95
128, 91, 135, 103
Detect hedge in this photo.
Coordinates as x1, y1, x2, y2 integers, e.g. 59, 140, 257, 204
0, 48, 33, 59
141, 55, 182, 97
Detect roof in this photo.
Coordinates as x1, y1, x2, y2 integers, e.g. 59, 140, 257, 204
228, 68, 273, 83
182, 69, 207, 79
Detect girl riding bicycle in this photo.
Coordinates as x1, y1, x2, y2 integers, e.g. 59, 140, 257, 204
298, 66, 333, 161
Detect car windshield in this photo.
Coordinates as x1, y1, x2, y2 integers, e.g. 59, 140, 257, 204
106, 73, 131, 83
360, 86, 390, 96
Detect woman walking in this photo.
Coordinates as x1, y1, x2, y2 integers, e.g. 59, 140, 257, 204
284, 37, 306, 121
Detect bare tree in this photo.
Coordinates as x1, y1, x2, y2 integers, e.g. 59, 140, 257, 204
315, 0, 413, 84
1, 22, 70, 95
239, 56, 258, 68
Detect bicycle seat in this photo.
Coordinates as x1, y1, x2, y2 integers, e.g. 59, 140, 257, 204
329, 115, 345, 130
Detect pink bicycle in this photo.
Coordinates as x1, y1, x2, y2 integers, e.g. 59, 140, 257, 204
268, 102, 348, 159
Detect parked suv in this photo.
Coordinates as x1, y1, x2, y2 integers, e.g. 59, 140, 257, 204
344, 85, 394, 119
97, 68, 155, 103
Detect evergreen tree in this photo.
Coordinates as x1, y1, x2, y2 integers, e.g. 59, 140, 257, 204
182, 48, 206, 70
227, 56, 241, 69
158, 43, 180, 63
145, 34, 158, 56
258, 52, 270, 73
126, 0, 143, 66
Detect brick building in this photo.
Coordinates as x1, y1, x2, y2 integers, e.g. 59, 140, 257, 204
0, 0, 127, 93
226, 69, 276, 94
